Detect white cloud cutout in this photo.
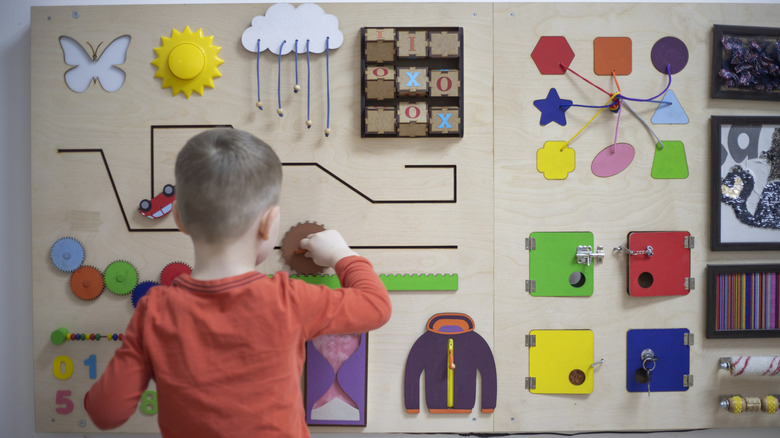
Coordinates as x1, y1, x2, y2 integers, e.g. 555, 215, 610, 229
241, 3, 343, 55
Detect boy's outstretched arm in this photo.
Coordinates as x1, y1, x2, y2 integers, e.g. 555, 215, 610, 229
84, 300, 153, 429
298, 230, 392, 336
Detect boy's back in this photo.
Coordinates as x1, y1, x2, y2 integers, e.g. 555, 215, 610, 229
84, 129, 391, 436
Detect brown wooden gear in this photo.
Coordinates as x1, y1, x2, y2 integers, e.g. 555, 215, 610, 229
281, 221, 326, 275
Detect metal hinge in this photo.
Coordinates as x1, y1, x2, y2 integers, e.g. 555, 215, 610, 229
525, 334, 536, 347
684, 235, 695, 249
525, 237, 536, 250
525, 377, 536, 390
684, 332, 694, 346
525, 280, 536, 293
685, 277, 695, 290
683, 374, 694, 387
576, 245, 605, 266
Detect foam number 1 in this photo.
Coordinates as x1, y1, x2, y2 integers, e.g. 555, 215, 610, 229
52, 355, 73, 380
139, 390, 158, 415
84, 354, 97, 379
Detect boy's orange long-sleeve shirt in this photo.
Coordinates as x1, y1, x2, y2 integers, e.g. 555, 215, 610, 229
84, 256, 391, 437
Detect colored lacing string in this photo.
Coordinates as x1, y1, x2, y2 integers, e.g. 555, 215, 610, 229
277, 40, 285, 117
306, 39, 312, 128
293, 40, 301, 93
325, 36, 331, 137
564, 93, 617, 149
255, 39, 262, 110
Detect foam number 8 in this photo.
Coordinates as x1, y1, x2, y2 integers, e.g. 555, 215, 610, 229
139, 390, 158, 415
52, 355, 74, 380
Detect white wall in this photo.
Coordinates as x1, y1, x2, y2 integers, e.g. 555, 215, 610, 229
2, 0, 777, 436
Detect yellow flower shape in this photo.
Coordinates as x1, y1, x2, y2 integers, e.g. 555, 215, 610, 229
152, 26, 223, 98
537, 141, 575, 180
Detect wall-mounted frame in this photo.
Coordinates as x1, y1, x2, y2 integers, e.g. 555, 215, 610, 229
707, 264, 780, 339
305, 333, 368, 426
360, 27, 464, 138
711, 24, 780, 101
710, 116, 780, 251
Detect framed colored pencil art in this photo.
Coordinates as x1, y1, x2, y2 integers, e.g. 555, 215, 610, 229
707, 264, 780, 339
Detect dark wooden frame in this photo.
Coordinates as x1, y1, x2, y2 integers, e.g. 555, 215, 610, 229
706, 264, 780, 339
711, 24, 780, 101
360, 27, 464, 138
710, 115, 780, 251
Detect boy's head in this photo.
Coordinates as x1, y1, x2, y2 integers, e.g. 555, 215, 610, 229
174, 128, 282, 244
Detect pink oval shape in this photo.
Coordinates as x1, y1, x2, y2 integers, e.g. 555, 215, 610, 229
591, 143, 635, 177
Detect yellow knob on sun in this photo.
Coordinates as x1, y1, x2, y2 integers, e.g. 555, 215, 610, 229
152, 26, 223, 98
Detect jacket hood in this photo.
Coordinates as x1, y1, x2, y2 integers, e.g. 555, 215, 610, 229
426, 313, 475, 334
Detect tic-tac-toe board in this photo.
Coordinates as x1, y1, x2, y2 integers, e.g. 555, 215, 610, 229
30, 2, 780, 435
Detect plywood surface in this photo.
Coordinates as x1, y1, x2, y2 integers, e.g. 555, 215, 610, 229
494, 2, 780, 433
30, 2, 780, 435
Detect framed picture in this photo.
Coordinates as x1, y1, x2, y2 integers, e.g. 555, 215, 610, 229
706, 264, 780, 339
711, 24, 780, 101
305, 333, 368, 426
711, 116, 780, 251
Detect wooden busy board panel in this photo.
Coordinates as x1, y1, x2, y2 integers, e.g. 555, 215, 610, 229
30, 2, 780, 435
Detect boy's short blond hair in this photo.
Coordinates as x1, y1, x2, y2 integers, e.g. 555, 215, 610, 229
174, 129, 282, 243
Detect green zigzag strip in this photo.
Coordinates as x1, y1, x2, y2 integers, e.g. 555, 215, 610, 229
289, 274, 458, 291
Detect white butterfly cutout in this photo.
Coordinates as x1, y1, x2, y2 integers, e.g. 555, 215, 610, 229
59, 34, 131, 93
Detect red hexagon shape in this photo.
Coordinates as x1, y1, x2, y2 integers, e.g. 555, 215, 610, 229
531, 36, 575, 75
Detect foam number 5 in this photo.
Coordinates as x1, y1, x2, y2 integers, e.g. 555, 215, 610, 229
55, 390, 74, 414
139, 390, 158, 415
59, 35, 131, 93
52, 355, 73, 380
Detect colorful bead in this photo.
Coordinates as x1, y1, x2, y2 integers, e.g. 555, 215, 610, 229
95, 333, 101, 340
89, 334, 95, 340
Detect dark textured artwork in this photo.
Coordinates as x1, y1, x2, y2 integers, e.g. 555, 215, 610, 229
719, 35, 780, 92
721, 127, 780, 229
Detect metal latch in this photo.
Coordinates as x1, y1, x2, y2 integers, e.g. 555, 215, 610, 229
576, 245, 604, 266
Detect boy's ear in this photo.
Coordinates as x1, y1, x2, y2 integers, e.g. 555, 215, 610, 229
172, 202, 189, 235
258, 205, 280, 240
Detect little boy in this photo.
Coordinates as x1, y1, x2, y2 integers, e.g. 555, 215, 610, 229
85, 129, 392, 437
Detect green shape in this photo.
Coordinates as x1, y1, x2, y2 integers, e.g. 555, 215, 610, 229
50, 327, 68, 345
104, 260, 138, 295
380, 274, 458, 291
288, 273, 458, 291
651, 141, 689, 179
528, 232, 594, 297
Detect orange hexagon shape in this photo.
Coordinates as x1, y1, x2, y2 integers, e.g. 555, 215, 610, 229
531, 36, 575, 75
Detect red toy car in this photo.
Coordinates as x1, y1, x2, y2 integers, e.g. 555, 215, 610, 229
138, 184, 175, 219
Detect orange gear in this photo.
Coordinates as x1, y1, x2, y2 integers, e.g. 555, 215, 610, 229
69, 265, 104, 300
281, 221, 326, 275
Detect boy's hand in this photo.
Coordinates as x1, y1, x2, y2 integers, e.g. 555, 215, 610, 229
299, 230, 358, 268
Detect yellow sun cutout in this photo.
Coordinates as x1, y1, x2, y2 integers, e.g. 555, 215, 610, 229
152, 26, 223, 98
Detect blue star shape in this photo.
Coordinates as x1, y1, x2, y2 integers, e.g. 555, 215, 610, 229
533, 88, 572, 126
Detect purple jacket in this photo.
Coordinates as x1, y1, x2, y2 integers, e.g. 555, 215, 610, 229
404, 313, 497, 413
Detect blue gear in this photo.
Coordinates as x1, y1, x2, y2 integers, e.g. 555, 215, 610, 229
131, 281, 158, 308
50, 237, 85, 272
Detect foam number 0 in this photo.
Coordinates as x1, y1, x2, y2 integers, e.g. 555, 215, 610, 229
52, 355, 74, 380
139, 390, 158, 415
55, 390, 74, 414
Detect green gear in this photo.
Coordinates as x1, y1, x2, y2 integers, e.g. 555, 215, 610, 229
104, 260, 138, 296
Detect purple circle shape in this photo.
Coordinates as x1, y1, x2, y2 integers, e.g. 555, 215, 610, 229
651, 36, 688, 75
